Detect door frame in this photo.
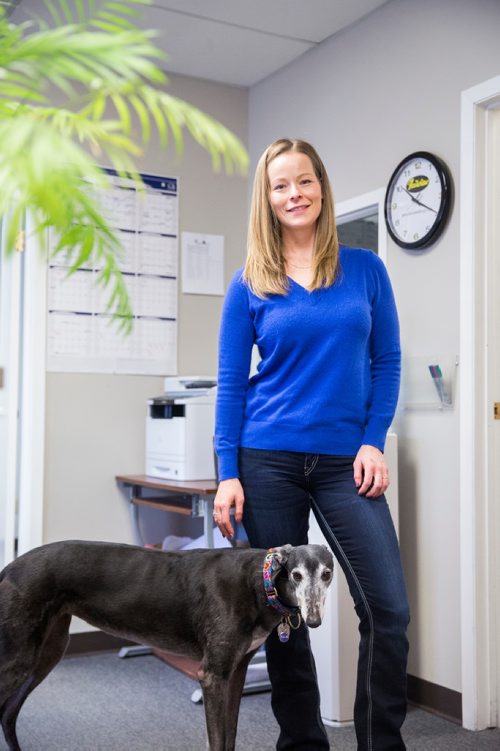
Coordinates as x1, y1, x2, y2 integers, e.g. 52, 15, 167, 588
17, 214, 47, 555
0, 235, 22, 566
460, 74, 500, 730
0, 216, 46, 566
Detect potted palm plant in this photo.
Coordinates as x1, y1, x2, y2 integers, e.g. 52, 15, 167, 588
0, 0, 248, 326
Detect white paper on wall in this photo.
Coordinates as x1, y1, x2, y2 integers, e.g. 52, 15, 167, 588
181, 232, 224, 295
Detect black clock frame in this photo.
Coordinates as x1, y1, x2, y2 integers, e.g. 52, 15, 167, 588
384, 151, 452, 250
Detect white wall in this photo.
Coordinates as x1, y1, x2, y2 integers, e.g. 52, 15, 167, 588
248, 0, 500, 692
43, 74, 248, 578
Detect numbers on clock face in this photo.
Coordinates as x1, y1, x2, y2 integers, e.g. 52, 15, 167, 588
386, 154, 449, 248
385, 152, 451, 250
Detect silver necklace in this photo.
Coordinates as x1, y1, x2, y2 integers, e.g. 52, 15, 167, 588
286, 260, 312, 269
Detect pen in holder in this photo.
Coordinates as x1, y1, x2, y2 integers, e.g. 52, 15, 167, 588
428, 364, 452, 407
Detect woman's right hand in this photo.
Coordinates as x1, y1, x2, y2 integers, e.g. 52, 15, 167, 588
213, 478, 245, 540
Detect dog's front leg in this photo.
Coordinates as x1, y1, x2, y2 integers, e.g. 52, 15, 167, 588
198, 647, 257, 751
198, 666, 228, 751
224, 650, 257, 751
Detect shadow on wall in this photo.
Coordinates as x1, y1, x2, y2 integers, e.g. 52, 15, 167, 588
396, 437, 419, 664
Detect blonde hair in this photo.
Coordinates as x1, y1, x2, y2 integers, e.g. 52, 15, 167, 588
244, 138, 339, 297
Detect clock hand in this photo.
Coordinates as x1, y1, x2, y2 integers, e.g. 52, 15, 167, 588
402, 187, 437, 214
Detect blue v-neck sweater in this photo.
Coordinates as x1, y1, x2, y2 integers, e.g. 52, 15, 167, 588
215, 247, 401, 481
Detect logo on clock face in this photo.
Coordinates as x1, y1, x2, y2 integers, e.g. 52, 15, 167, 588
406, 175, 430, 193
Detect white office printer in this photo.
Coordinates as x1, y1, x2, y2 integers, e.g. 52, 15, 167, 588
145, 376, 217, 481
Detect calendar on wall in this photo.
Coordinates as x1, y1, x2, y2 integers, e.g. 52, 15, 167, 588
46, 171, 178, 375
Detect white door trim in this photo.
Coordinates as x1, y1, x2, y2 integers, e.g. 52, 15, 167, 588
460, 74, 500, 730
17, 216, 47, 555
0, 241, 21, 567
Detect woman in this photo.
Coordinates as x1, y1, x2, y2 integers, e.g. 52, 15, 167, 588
213, 138, 409, 750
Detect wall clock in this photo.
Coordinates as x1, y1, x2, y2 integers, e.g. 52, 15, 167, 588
384, 151, 452, 250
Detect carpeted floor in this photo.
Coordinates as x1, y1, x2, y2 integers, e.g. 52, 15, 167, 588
1, 652, 499, 750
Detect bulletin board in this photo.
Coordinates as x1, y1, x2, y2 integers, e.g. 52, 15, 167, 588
46, 171, 178, 375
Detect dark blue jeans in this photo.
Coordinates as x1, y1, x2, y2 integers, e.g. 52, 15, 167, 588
239, 448, 410, 751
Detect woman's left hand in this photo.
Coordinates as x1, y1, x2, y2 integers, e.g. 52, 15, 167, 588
353, 445, 390, 498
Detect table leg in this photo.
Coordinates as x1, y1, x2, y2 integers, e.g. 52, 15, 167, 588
203, 497, 214, 548
129, 502, 143, 546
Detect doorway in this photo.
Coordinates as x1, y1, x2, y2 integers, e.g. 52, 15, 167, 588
460, 75, 500, 731
336, 188, 387, 264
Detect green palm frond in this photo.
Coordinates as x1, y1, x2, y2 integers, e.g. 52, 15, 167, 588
0, 0, 249, 331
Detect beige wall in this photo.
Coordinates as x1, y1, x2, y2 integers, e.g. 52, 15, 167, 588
248, 0, 500, 693
165, 75, 249, 374
43, 74, 248, 620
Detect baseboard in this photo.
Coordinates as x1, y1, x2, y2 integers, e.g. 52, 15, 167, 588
67, 634, 462, 724
67, 630, 137, 656
407, 674, 462, 724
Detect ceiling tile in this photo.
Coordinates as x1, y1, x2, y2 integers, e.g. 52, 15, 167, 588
150, 0, 389, 43
145, 7, 313, 86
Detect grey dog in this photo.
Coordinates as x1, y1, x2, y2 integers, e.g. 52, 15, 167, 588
0, 540, 334, 751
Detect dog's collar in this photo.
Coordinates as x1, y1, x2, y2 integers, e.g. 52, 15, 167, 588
262, 549, 301, 618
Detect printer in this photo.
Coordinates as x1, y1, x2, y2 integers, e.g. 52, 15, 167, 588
145, 376, 217, 481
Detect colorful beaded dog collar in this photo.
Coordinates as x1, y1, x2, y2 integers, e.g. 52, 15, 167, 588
262, 549, 302, 642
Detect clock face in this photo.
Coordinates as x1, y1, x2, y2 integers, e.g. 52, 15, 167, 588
384, 152, 451, 250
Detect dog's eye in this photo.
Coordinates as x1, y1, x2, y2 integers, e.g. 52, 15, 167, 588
292, 571, 303, 582
321, 569, 332, 581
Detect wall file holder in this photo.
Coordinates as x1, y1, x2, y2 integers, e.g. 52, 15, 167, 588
401, 355, 459, 411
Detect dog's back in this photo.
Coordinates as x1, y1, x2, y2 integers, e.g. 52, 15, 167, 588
0, 541, 268, 656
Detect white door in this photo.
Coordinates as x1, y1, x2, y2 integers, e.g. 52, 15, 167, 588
486, 104, 500, 726
0, 225, 22, 567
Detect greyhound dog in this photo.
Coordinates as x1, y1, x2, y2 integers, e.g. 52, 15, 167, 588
0, 540, 334, 751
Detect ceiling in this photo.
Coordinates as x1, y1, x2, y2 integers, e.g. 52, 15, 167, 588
10, 0, 390, 87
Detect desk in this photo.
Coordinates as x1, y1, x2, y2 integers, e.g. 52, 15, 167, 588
115, 474, 218, 549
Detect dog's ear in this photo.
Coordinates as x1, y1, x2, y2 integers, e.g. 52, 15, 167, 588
322, 544, 334, 563
272, 544, 293, 566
